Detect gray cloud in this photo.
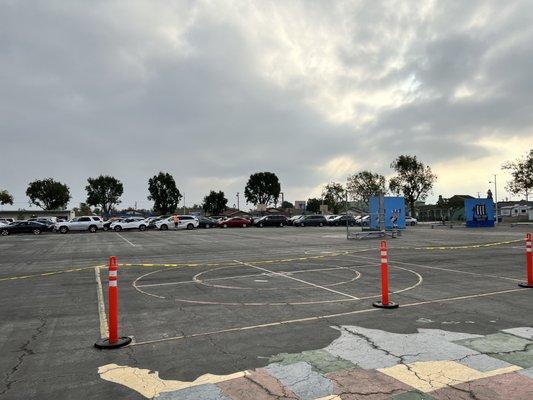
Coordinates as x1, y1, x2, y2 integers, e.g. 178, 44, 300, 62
1, 1, 532, 210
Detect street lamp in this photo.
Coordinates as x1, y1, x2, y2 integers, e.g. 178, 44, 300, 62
236, 192, 240, 210
489, 174, 498, 224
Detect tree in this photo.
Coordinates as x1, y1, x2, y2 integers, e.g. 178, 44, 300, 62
322, 182, 346, 214
86, 175, 123, 215
503, 149, 533, 201
26, 178, 71, 210
148, 172, 182, 215
282, 200, 294, 209
244, 172, 281, 206
73, 202, 93, 216
203, 191, 228, 215
389, 155, 437, 216
0, 190, 14, 205
306, 198, 321, 213
347, 171, 386, 205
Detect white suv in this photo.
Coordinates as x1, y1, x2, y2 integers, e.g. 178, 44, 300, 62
110, 217, 147, 232
55, 216, 103, 233
155, 215, 199, 230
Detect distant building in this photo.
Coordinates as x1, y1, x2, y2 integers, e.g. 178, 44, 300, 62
498, 201, 533, 221
417, 195, 475, 221
0, 209, 74, 221
294, 201, 306, 211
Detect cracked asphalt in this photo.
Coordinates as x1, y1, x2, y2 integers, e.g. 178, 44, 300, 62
0, 224, 532, 399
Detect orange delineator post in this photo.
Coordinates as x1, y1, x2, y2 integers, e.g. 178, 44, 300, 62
108, 256, 118, 344
373, 240, 399, 309
380, 241, 389, 305
94, 256, 131, 349
519, 233, 533, 288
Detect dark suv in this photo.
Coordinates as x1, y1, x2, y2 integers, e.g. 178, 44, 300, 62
254, 215, 288, 227
294, 215, 328, 227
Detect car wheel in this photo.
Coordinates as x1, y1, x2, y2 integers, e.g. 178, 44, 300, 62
103, 226, 109, 231
206, 224, 210, 229
301, 223, 304, 227
280, 223, 284, 227
243, 224, 247, 228
160, 224, 168, 231
139, 225, 146, 231
186, 223, 194, 230
114, 226, 122, 232
259, 223, 263, 227
89, 225, 97, 233
33, 229, 42, 235
223, 223, 228, 228
1, 229, 9, 236
59, 226, 69, 234
319, 222, 323, 227
411, 222, 416, 226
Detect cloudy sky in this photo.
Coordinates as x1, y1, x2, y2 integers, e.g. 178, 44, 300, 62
1, 0, 532, 210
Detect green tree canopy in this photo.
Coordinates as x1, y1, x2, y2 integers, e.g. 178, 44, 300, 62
148, 172, 182, 215
73, 202, 93, 216
347, 171, 386, 205
26, 178, 71, 210
202, 190, 228, 215
244, 172, 281, 206
85, 175, 123, 215
281, 200, 294, 209
503, 149, 533, 200
322, 182, 346, 214
306, 198, 321, 213
389, 155, 436, 216
0, 189, 14, 205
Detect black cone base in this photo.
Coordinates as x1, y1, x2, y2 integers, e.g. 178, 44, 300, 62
372, 301, 399, 309
94, 336, 132, 349
518, 282, 533, 288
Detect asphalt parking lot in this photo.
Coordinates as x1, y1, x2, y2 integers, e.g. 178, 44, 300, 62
1, 225, 532, 399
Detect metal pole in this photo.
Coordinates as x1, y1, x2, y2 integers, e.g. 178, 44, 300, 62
345, 191, 349, 238
494, 174, 498, 224
237, 192, 240, 210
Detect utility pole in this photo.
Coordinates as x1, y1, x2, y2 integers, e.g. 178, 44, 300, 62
236, 192, 240, 210
489, 174, 498, 224
280, 192, 284, 208
345, 191, 349, 238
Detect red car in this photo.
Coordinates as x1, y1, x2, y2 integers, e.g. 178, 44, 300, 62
217, 217, 251, 228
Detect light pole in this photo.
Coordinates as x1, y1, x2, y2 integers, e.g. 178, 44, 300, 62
489, 174, 498, 224
280, 192, 284, 209
236, 192, 240, 210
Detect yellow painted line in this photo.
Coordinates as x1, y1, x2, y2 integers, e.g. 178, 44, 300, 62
0, 265, 99, 282
0, 238, 521, 282
130, 287, 529, 347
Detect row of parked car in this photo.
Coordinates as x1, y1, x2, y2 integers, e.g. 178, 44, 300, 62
0, 214, 417, 236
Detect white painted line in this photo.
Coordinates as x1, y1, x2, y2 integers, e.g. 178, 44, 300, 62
234, 260, 360, 300
116, 232, 136, 247
343, 253, 523, 282
136, 266, 362, 288
94, 266, 108, 339
130, 287, 528, 347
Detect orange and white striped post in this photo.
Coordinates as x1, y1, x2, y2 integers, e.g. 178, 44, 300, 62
373, 240, 399, 309
95, 256, 132, 349
519, 233, 533, 288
